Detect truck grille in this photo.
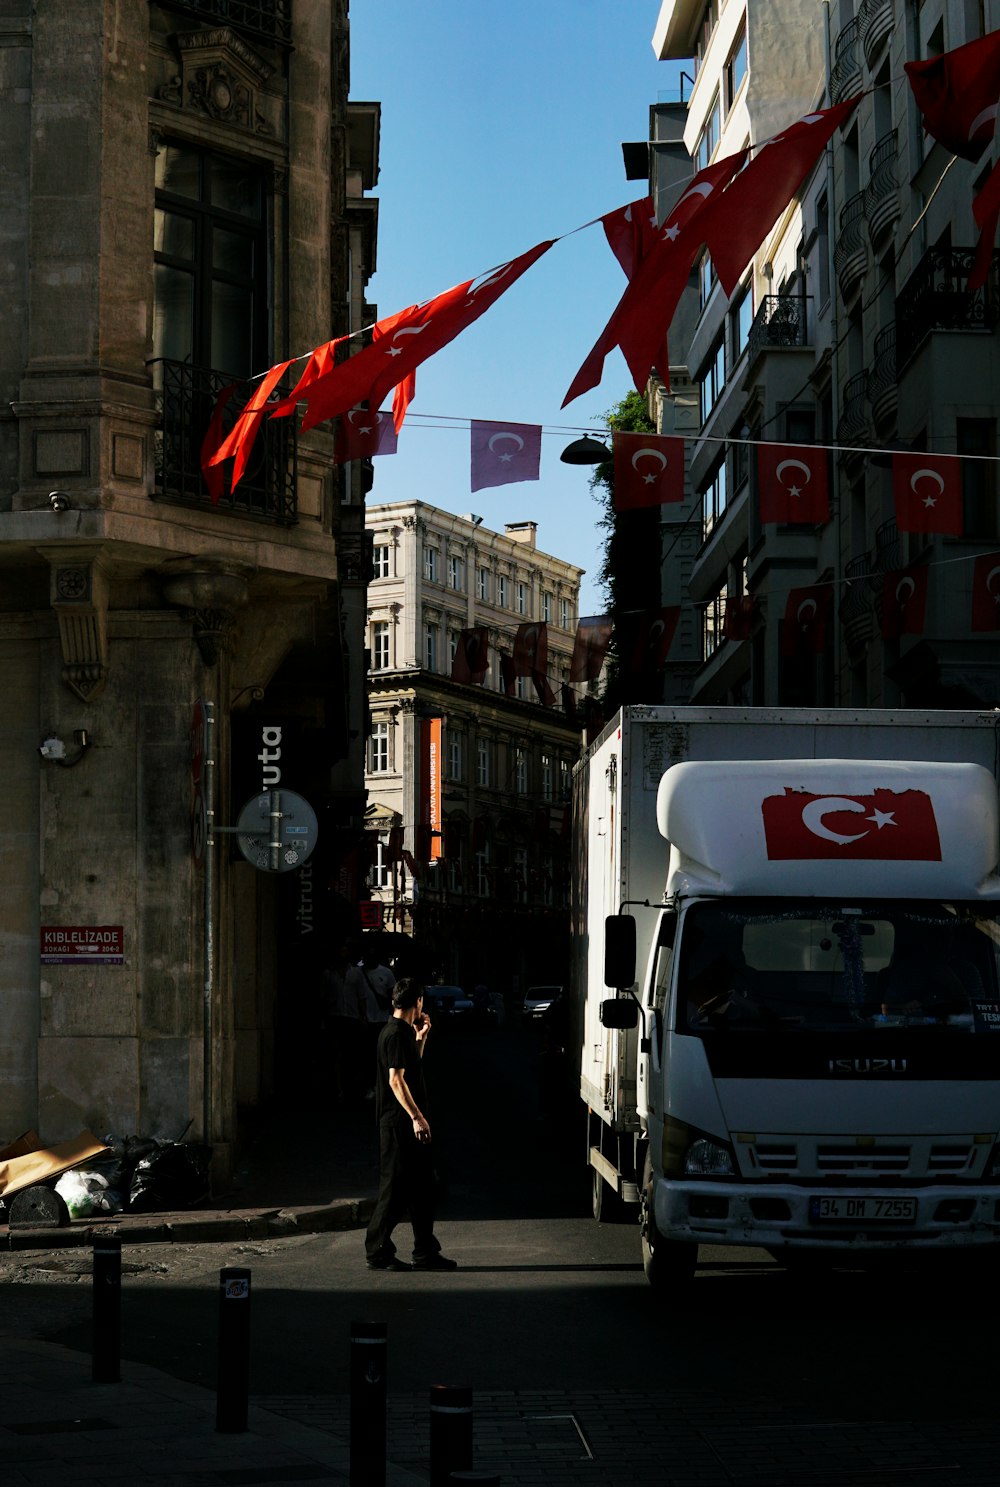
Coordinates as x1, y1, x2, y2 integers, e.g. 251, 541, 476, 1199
745, 1138, 982, 1180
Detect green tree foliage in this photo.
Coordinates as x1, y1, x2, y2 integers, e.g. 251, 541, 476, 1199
590, 390, 663, 709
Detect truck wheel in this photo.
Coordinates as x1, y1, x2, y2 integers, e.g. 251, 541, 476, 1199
591, 1166, 624, 1223
640, 1159, 696, 1287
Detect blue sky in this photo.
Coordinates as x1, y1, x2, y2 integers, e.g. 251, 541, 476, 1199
349, 3, 684, 614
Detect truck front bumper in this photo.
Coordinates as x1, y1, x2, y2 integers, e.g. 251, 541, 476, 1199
656, 1178, 1000, 1249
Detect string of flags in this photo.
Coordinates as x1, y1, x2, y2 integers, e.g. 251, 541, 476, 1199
198, 28, 1000, 503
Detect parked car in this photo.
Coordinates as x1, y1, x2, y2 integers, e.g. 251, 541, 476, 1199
523, 985, 563, 1019
423, 985, 474, 1018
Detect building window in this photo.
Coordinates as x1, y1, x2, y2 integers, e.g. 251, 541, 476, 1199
424, 623, 438, 672
701, 459, 728, 540
448, 732, 465, 781
475, 843, 491, 898
370, 837, 394, 890
732, 285, 753, 363
371, 621, 390, 670
959, 418, 998, 538
515, 581, 528, 615
816, 192, 831, 307
559, 757, 570, 801
699, 337, 726, 423
516, 676, 529, 701
423, 546, 439, 583
372, 544, 390, 579
695, 0, 719, 71
153, 143, 266, 380
448, 554, 464, 591
477, 566, 490, 601
370, 722, 390, 774
542, 754, 553, 801
560, 597, 570, 630
513, 847, 528, 905
542, 591, 552, 623
699, 251, 715, 309
725, 22, 748, 112
514, 748, 528, 794
704, 588, 726, 660
695, 91, 721, 171
477, 737, 491, 787
497, 574, 509, 607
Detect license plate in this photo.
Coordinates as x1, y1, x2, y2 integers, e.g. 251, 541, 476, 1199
809, 1196, 917, 1223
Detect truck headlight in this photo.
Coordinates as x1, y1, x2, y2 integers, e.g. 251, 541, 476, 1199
684, 1139, 735, 1177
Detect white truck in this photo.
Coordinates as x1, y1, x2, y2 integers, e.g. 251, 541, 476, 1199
573, 706, 1000, 1282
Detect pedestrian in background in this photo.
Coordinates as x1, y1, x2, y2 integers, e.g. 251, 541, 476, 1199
364, 978, 457, 1272
324, 941, 367, 1106
347, 945, 396, 1099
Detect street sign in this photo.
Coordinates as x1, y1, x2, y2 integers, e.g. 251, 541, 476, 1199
359, 901, 384, 930
235, 789, 319, 873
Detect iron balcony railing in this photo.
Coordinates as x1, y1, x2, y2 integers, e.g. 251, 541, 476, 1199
152, 358, 298, 525
896, 246, 1000, 369
747, 294, 810, 367
859, 0, 893, 69
831, 16, 862, 105
154, 0, 292, 48
837, 370, 871, 448
865, 131, 900, 245
869, 322, 897, 428
834, 192, 869, 300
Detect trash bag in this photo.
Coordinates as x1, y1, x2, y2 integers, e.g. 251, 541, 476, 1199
55, 1169, 125, 1219
128, 1142, 212, 1213
92, 1134, 160, 1203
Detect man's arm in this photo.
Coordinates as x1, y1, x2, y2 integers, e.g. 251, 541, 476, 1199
388, 1067, 431, 1142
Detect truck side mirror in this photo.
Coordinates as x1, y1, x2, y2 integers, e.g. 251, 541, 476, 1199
604, 914, 636, 990
600, 997, 639, 1029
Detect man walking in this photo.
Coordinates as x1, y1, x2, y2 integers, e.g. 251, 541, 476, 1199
364, 978, 457, 1272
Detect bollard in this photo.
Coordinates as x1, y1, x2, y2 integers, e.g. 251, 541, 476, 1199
350, 1319, 387, 1487
92, 1235, 122, 1384
429, 1384, 473, 1486
216, 1267, 251, 1433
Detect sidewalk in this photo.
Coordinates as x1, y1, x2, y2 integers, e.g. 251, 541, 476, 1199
0, 1097, 380, 1253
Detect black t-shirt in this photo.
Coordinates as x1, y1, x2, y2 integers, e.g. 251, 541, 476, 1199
375, 1016, 428, 1125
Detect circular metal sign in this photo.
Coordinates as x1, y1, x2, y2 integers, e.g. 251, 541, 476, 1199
235, 789, 319, 874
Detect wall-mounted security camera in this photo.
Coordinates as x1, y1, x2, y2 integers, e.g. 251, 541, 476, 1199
48, 491, 71, 512
38, 730, 92, 767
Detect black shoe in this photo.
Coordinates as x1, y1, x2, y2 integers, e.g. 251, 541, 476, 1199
366, 1254, 412, 1271
412, 1253, 458, 1271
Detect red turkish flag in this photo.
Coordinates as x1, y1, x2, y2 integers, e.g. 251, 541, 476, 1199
757, 444, 830, 524
560, 684, 578, 721
613, 433, 685, 511
892, 453, 963, 535
780, 585, 832, 656
723, 595, 755, 642
204, 358, 294, 492
969, 157, 1000, 291
269, 339, 342, 419
198, 382, 238, 504
290, 239, 553, 433
334, 407, 397, 463
512, 622, 548, 678
564, 152, 748, 405
531, 670, 557, 706
702, 97, 862, 295
971, 551, 1000, 631
499, 653, 517, 696
569, 616, 613, 682
602, 196, 660, 277
905, 31, 1000, 162
391, 371, 417, 433
470, 421, 542, 492
451, 626, 489, 684
761, 788, 942, 862
880, 565, 929, 640
628, 607, 680, 673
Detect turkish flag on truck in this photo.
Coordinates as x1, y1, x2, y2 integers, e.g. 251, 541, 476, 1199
761, 788, 943, 861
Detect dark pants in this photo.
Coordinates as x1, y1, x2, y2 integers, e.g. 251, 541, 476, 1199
364, 1117, 441, 1262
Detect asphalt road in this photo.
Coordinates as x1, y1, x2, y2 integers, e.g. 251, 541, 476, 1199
4, 1022, 999, 1429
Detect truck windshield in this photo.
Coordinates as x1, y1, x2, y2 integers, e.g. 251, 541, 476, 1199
677, 901, 1000, 1034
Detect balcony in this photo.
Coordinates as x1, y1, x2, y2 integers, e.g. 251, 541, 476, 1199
837, 370, 872, 452
865, 132, 900, 247
747, 295, 810, 369
896, 246, 1000, 369
153, 359, 298, 525
157, 0, 293, 48
859, 0, 893, 70
868, 518, 901, 630
841, 553, 876, 664
834, 193, 869, 302
869, 323, 897, 430
831, 17, 862, 105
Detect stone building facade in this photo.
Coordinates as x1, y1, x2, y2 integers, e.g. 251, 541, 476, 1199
362, 502, 584, 997
650, 0, 1000, 709
0, 0, 379, 1176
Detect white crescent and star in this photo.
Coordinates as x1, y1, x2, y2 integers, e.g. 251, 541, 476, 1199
800, 796, 898, 846
987, 565, 1000, 604
895, 576, 916, 605
631, 447, 669, 485
968, 103, 999, 142
775, 458, 812, 499
909, 467, 945, 508
796, 598, 818, 625
488, 431, 525, 463
386, 325, 428, 357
